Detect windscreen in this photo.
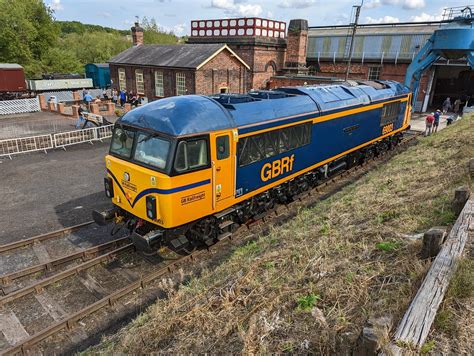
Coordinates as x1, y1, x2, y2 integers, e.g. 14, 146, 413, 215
110, 127, 135, 159
133, 133, 171, 170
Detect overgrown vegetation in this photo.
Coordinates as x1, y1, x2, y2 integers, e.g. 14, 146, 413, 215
0, 1, 178, 77
95, 115, 473, 354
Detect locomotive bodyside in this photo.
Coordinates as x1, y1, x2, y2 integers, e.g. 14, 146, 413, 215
98, 81, 411, 251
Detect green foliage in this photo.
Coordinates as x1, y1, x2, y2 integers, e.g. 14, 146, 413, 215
235, 241, 261, 256
420, 340, 436, 353
141, 17, 178, 45
0, 2, 178, 77
434, 309, 456, 335
0, 0, 57, 76
375, 241, 401, 252
447, 258, 473, 299
296, 293, 320, 312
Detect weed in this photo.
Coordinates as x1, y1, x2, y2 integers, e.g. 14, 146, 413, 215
235, 240, 260, 256
434, 308, 456, 335
319, 222, 330, 235
420, 340, 436, 353
296, 293, 320, 312
263, 261, 275, 270
281, 341, 294, 352
375, 241, 401, 252
376, 210, 400, 223
346, 272, 354, 283
446, 258, 473, 299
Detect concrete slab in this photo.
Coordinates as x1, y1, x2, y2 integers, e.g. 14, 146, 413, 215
0, 310, 29, 345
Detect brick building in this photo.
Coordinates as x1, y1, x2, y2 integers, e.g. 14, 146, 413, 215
109, 23, 250, 101
187, 17, 289, 89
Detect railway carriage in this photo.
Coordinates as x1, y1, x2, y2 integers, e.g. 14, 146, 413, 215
95, 80, 412, 252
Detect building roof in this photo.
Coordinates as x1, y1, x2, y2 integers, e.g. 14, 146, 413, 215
108, 43, 249, 69
0, 63, 23, 69
118, 80, 410, 136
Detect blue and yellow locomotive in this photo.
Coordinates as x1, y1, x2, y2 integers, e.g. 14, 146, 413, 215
95, 80, 411, 252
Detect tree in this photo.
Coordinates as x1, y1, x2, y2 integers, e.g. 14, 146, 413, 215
141, 17, 178, 45
0, 0, 57, 77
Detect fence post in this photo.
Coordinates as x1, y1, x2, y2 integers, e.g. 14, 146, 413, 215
47, 101, 56, 112
106, 102, 115, 116
71, 105, 80, 118
90, 103, 100, 114
124, 103, 132, 112
38, 95, 47, 110
72, 91, 81, 101
57, 103, 65, 114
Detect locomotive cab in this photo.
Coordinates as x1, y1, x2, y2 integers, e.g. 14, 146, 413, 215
97, 95, 238, 251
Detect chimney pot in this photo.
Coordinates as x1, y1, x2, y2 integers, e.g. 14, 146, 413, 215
131, 21, 144, 46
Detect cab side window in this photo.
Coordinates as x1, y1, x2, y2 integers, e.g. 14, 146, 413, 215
174, 139, 209, 173
216, 135, 230, 160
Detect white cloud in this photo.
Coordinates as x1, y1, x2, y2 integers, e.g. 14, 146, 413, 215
49, 0, 63, 11
364, 0, 425, 10
210, 0, 262, 17
409, 12, 442, 22
173, 23, 186, 35
100, 12, 112, 18
278, 0, 318, 9
364, 15, 400, 24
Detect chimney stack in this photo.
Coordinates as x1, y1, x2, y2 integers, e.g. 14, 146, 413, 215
131, 22, 144, 46
284, 19, 309, 75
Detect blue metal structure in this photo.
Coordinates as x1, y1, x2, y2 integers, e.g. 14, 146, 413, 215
404, 6, 474, 105
85, 63, 111, 89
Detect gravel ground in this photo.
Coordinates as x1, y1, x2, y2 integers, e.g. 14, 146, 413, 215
0, 142, 113, 244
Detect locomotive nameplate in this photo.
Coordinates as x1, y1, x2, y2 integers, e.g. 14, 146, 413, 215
181, 191, 206, 205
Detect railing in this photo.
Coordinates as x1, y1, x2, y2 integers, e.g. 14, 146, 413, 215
0, 124, 114, 158
0, 134, 54, 159
0, 98, 41, 116
54, 124, 114, 149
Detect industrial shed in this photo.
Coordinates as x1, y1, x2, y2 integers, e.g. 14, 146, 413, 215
306, 22, 473, 111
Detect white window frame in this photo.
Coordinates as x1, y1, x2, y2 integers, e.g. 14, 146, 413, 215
368, 66, 381, 81
154, 71, 164, 97
118, 68, 126, 91
135, 69, 145, 95
176, 72, 186, 96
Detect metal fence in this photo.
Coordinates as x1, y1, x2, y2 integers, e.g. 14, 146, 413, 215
0, 98, 41, 116
0, 124, 114, 158
0, 134, 54, 159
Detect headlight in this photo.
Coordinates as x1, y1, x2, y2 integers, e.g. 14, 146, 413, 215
104, 177, 114, 198
146, 196, 157, 220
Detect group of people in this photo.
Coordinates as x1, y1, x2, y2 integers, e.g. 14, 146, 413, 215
111, 89, 141, 108
424, 97, 464, 136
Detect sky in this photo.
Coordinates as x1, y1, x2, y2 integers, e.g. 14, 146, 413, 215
46, 0, 471, 35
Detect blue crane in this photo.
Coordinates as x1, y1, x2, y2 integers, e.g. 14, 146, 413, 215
404, 6, 474, 107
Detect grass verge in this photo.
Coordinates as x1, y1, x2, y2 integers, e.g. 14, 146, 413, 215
94, 115, 473, 354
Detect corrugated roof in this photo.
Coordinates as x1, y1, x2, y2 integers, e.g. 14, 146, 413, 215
0, 63, 23, 69
109, 44, 226, 68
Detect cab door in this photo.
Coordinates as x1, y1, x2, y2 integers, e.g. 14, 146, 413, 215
210, 131, 235, 210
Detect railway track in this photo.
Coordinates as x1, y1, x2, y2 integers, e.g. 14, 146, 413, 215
0, 133, 420, 355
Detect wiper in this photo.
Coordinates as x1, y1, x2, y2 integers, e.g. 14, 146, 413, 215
138, 132, 159, 143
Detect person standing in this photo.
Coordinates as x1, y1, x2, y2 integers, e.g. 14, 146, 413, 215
442, 97, 451, 114
83, 91, 93, 109
112, 89, 118, 104
425, 113, 435, 136
119, 90, 126, 106
433, 109, 441, 133
453, 98, 462, 114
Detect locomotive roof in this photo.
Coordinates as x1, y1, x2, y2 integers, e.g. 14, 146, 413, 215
118, 80, 410, 136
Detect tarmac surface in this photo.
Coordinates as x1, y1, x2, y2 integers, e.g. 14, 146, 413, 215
0, 112, 78, 140
0, 142, 111, 245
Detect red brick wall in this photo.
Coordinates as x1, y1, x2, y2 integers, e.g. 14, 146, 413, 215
195, 50, 250, 94
306, 61, 432, 103
110, 64, 195, 100
286, 30, 308, 66
229, 44, 286, 90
